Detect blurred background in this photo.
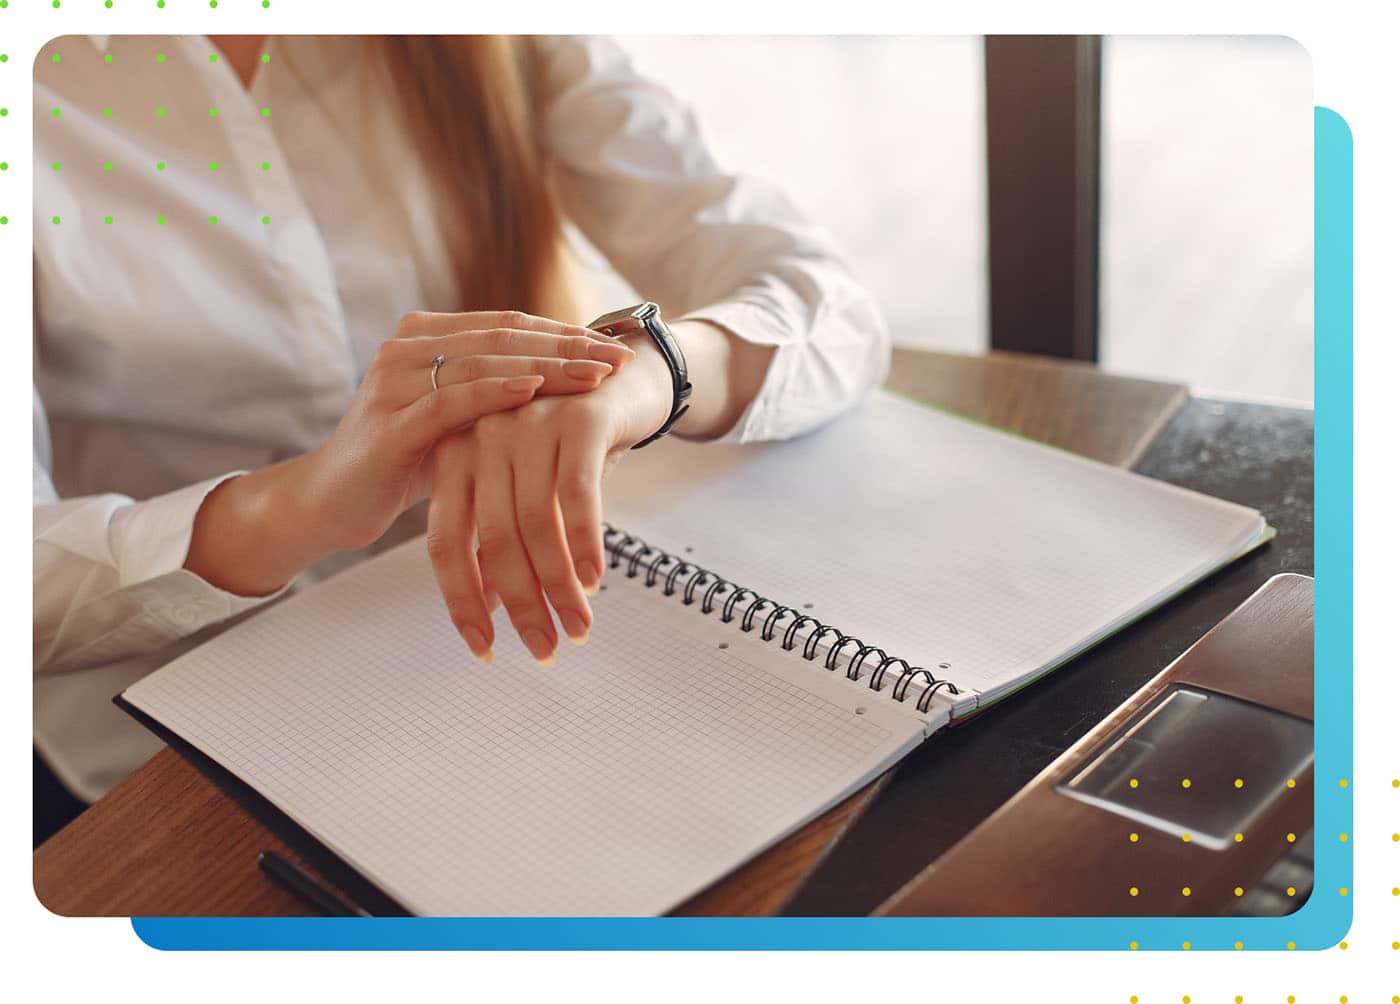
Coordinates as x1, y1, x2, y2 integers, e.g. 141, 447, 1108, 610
586, 36, 1313, 405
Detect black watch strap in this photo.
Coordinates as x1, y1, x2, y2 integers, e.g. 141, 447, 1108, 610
588, 302, 693, 449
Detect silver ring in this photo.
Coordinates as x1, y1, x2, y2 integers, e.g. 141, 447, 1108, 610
430, 354, 446, 392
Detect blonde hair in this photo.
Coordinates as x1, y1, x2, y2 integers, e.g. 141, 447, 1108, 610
368, 36, 580, 321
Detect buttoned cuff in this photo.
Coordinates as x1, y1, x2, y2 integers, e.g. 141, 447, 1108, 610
109, 472, 292, 638
676, 298, 798, 445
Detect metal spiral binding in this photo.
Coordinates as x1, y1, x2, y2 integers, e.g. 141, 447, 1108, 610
602, 524, 959, 714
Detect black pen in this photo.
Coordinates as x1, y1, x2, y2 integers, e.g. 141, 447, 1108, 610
257, 850, 371, 917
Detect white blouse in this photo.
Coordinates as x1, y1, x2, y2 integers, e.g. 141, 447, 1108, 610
32, 35, 890, 802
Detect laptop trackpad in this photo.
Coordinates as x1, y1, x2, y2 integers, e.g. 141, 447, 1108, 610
1055, 685, 1313, 850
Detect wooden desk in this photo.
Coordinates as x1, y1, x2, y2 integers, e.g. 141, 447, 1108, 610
33, 348, 1189, 917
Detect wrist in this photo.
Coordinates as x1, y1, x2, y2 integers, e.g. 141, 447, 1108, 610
615, 332, 677, 447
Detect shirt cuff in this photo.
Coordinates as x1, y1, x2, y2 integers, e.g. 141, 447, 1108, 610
676, 298, 798, 445
109, 472, 292, 637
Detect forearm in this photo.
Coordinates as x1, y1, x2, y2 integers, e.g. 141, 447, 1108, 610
636, 319, 775, 442
183, 452, 334, 597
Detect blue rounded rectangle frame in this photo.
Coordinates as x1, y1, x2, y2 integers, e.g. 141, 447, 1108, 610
131, 106, 1353, 953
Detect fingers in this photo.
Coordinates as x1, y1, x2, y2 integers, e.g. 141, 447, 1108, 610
513, 442, 594, 648
395, 376, 543, 454
429, 329, 635, 368
395, 355, 613, 403
556, 421, 609, 596
396, 309, 620, 344
479, 564, 502, 613
426, 449, 493, 662
476, 457, 560, 667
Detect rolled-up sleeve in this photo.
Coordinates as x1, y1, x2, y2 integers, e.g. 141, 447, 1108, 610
534, 35, 891, 443
33, 387, 286, 675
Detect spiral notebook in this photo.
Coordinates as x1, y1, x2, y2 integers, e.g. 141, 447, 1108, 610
120, 391, 1269, 916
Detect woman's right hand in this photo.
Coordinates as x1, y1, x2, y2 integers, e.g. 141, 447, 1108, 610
183, 310, 634, 599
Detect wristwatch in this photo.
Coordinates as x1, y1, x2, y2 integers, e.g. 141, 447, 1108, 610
589, 302, 692, 449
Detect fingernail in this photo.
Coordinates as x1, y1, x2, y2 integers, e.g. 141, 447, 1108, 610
461, 626, 492, 663
575, 559, 601, 594
503, 375, 545, 393
558, 609, 590, 646
587, 341, 635, 363
521, 628, 555, 668
563, 359, 609, 380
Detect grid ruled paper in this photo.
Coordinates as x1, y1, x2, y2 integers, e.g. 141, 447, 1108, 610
604, 391, 1266, 702
123, 541, 924, 916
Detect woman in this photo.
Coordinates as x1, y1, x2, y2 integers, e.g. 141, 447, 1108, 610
33, 35, 889, 816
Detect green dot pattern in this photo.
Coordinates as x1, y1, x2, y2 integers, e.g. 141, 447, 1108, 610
22, 40, 278, 239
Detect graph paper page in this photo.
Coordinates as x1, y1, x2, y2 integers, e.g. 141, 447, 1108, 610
123, 540, 924, 916
604, 391, 1265, 703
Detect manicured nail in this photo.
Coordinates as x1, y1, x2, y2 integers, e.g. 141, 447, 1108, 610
503, 375, 545, 393
563, 359, 610, 380
558, 609, 590, 646
575, 559, 601, 594
587, 341, 635, 364
521, 628, 555, 668
461, 626, 492, 663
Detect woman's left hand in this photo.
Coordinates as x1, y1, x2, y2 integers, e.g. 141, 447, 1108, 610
424, 333, 676, 665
